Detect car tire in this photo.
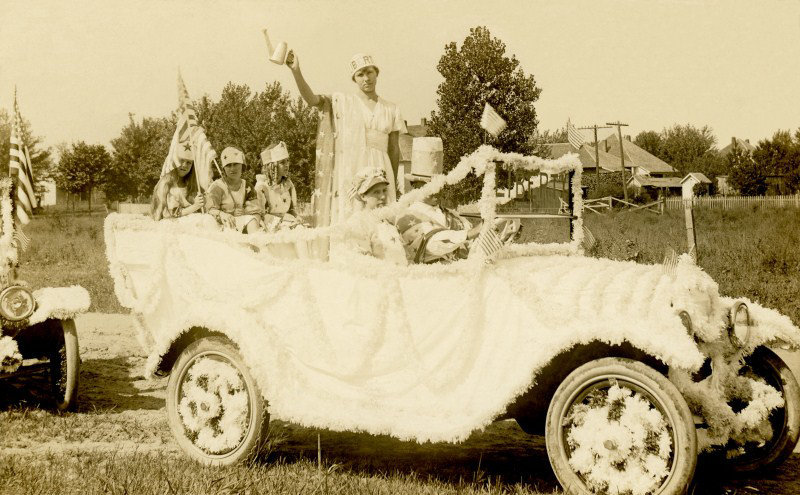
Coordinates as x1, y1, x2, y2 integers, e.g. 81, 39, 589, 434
710, 347, 800, 473
166, 336, 269, 466
545, 357, 697, 495
50, 319, 79, 412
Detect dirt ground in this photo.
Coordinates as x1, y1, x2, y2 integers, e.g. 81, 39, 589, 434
2, 313, 800, 494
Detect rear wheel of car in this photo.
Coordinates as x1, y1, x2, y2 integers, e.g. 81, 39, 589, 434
166, 336, 269, 466
49, 319, 79, 412
545, 357, 697, 495
712, 347, 800, 473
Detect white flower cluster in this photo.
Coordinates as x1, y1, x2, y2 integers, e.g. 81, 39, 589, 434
178, 357, 249, 454
0, 336, 22, 373
567, 384, 672, 495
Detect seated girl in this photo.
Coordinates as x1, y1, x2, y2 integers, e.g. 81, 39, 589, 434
255, 142, 304, 231
206, 147, 264, 234
340, 167, 406, 266
151, 144, 205, 220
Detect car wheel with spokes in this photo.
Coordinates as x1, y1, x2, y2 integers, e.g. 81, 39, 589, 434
166, 336, 269, 465
545, 358, 697, 495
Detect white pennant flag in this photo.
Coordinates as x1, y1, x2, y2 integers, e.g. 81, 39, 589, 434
480, 103, 507, 138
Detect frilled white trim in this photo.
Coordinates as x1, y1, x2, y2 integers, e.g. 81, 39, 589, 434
29, 286, 91, 325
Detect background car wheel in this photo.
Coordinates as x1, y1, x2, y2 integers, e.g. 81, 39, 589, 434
545, 357, 697, 495
711, 347, 800, 473
166, 336, 269, 466
49, 319, 79, 412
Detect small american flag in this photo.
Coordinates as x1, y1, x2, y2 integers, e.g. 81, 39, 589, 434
480, 103, 507, 138
476, 227, 505, 262
8, 89, 37, 225
567, 119, 585, 150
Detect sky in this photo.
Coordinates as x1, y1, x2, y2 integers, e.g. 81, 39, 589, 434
1, 0, 799, 152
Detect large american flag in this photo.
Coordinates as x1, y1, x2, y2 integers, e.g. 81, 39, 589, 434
8, 91, 37, 225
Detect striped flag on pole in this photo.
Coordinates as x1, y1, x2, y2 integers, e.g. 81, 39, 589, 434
475, 227, 505, 263
189, 126, 215, 190
480, 103, 507, 138
177, 72, 198, 142
567, 119, 585, 150
8, 90, 37, 225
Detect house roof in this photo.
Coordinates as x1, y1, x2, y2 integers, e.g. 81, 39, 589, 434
681, 172, 712, 185
719, 137, 756, 157
600, 134, 676, 174
629, 175, 683, 188
406, 124, 428, 138
545, 143, 621, 172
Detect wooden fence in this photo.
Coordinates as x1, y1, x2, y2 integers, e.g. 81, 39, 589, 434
665, 195, 800, 210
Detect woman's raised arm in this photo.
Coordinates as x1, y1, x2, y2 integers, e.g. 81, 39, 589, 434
287, 51, 321, 108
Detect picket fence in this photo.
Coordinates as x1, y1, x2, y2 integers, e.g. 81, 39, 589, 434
665, 195, 800, 210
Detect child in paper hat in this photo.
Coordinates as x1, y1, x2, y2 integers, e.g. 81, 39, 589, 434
256, 141, 302, 231
206, 146, 264, 233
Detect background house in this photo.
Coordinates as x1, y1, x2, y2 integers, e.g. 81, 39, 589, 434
681, 172, 712, 199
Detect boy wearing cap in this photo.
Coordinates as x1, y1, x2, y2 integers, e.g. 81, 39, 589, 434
285, 50, 407, 228
207, 146, 264, 233
395, 137, 482, 264
256, 141, 302, 231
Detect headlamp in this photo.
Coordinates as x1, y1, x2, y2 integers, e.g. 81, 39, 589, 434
0, 285, 35, 322
729, 302, 752, 347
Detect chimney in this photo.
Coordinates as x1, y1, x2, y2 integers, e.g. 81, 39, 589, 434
732, 137, 736, 146
745, 139, 750, 144
624, 135, 631, 141
421, 117, 428, 126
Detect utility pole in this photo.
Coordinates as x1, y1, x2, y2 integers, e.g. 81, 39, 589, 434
606, 121, 629, 202
579, 125, 611, 176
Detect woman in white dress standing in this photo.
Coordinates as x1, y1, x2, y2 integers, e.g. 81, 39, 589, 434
287, 51, 407, 228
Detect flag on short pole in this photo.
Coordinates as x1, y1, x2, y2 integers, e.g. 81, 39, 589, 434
567, 119, 585, 150
480, 103, 507, 138
8, 89, 37, 226
160, 72, 216, 188
476, 227, 505, 262
189, 127, 215, 190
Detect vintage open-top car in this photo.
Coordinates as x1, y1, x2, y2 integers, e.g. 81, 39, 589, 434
104, 147, 800, 495
0, 178, 91, 411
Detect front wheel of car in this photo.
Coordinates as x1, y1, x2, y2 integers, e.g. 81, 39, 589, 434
545, 358, 698, 495
50, 319, 79, 412
712, 347, 800, 473
166, 336, 269, 466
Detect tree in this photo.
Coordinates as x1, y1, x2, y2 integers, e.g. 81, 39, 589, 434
428, 26, 543, 203
633, 131, 665, 161
752, 130, 800, 193
659, 124, 718, 177
54, 142, 111, 212
196, 82, 319, 201
0, 109, 54, 180
727, 145, 767, 196
106, 114, 173, 202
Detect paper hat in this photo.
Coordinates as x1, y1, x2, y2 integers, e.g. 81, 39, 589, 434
261, 141, 289, 165
176, 140, 193, 161
349, 167, 389, 202
221, 147, 245, 167
349, 53, 378, 77
406, 137, 444, 183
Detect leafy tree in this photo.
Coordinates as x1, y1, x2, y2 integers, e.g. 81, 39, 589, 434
428, 26, 543, 203
727, 145, 766, 195
633, 130, 665, 161
106, 114, 173, 202
0, 109, 54, 180
54, 142, 111, 211
196, 82, 319, 201
752, 130, 800, 193
659, 124, 718, 177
